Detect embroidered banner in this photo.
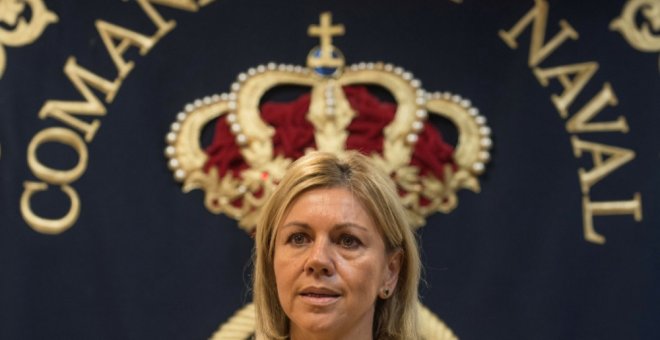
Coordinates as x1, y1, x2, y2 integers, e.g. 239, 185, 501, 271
0, 1, 658, 339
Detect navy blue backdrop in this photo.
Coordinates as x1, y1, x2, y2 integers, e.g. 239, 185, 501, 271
1, 0, 658, 339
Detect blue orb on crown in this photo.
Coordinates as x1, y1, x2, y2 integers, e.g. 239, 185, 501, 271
307, 45, 345, 77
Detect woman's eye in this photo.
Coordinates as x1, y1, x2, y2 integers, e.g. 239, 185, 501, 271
339, 234, 361, 249
288, 233, 308, 246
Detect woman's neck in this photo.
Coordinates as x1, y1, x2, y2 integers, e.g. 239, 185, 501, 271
289, 324, 373, 340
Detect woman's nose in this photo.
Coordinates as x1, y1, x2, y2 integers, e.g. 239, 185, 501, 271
304, 239, 335, 276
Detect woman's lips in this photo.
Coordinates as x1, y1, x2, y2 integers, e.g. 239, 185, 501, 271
299, 288, 341, 306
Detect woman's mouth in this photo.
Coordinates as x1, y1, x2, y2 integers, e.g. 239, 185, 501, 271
299, 288, 341, 305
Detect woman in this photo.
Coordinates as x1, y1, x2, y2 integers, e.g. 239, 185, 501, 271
253, 151, 421, 339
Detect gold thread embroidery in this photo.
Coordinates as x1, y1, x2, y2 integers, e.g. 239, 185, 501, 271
611, 0, 660, 72
0, 0, 58, 78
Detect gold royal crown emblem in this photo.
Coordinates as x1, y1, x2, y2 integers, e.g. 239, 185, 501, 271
165, 12, 493, 233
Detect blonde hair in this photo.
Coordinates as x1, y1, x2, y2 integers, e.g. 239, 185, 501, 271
253, 151, 420, 339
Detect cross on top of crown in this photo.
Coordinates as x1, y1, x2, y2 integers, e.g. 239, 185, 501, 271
307, 12, 345, 74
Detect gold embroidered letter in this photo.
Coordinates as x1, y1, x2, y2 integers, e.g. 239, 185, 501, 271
38, 57, 120, 142
566, 83, 628, 133
571, 136, 635, 194
582, 193, 642, 245
498, 0, 578, 67
20, 181, 81, 235
533, 62, 598, 118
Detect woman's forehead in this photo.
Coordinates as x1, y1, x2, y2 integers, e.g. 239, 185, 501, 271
282, 187, 369, 218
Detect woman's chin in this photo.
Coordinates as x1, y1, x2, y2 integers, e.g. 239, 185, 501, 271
290, 314, 341, 334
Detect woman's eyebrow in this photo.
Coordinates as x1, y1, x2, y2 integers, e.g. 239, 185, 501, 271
280, 222, 368, 232
280, 221, 311, 230
334, 222, 368, 232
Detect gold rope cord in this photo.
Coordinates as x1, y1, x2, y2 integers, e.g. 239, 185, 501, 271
418, 302, 458, 340
209, 303, 256, 340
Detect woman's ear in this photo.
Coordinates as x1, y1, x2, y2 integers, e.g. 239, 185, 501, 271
383, 249, 403, 290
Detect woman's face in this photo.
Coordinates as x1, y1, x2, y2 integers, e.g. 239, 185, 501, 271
273, 187, 401, 339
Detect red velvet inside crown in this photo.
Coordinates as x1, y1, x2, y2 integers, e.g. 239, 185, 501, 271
203, 86, 455, 182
